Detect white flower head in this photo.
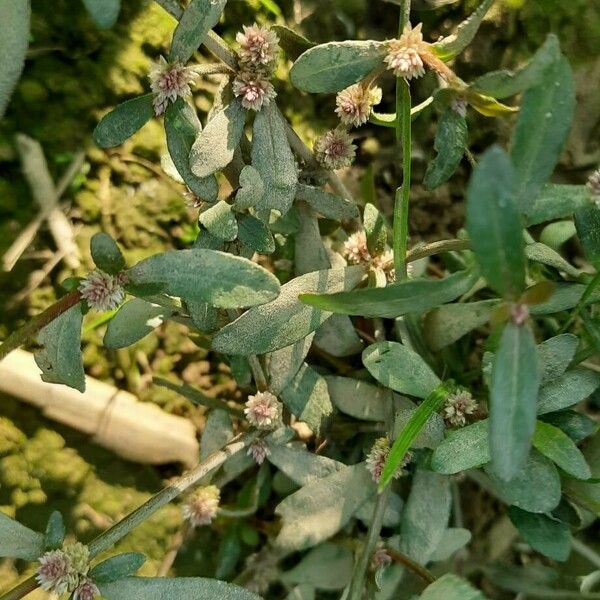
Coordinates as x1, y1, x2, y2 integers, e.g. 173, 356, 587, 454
370, 547, 392, 572
343, 230, 370, 265
314, 128, 356, 170
335, 84, 381, 128
365, 437, 411, 482
442, 389, 477, 427
587, 168, 600, 203
36, 542, 90, 595
36, 549, 71, 595
245, 391, 282, 430
78, 270, 127, 311
237, 24, 280, 72
149, 56, 199, 116
183, 485, 220, 527
247, 438, 270, 465
233, 71, 277, 111
384, 23, 428, 80
73, 578, 100, 600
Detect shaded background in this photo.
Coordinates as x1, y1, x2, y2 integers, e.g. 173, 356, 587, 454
1, 0, 599, 595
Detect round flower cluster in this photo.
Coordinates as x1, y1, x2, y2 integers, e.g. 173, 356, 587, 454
183, 485, 221, 528
234, 24, 280, 111
384, 23, 429, 80
247, 438, 270, 465
36, 542, 96, 598
148, 56, 199, 116
343, 230, 410, 282
335, 84, 382, 128
365, 437, 411, 482
442, 389, 478, 428
314, 127, 357, 171
78, 269, 127, 312
244, 391, 282, 430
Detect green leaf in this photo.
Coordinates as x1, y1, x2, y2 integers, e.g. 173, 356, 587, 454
282, 543, 353, 590
295, 183, 359, 221
313, 314, 363, 357
537, 334, 579, 386
290, 40, 384, 93
90, 553, 146, 584
185, 298, 218, 333
540, 220, 577, 251
0, 0, 30, 119
563, 433, 600, 515
430, 529, 472, 563
485, 450, 561, 513
251, 103, 298, 216
530, 282, 600, 315
91, 232, 126, 275
199, 201, 238, 241
380, 385, 448, 490
272, 25, 315, 61
294, 202, 330, 274
281, 364, 333, 434
527, 184, 593, 226
200, 410, 233, 461
362, 341, 440, 398
540, 410, 598, 444
471, 34, 561, 99
34, 304, 85, 392
301, 270, 477, 318
537, 368, 600, 414
532, 420, 591, 480
0, 512, 44, 560
525, 242, 580, 279
489, 323, 539, 481
424, 109, 468, 190
104, 298, 173, 349
212, 266, 365, 355
82, 0, 121, 28
169, 0, 228, 64
325, 376, 392, 422
466, 146, 524, 299
127, 249, 280, 309
508, 507, 571, 562
575, 204, 600, 267
431, 419, 490, 475
399, 469, 451, 564
267, 444, 343, 486
420, 573, 487, 600
234, 165, 265, 210
215, 526, 241, 580
237, 214, 275, 254
511, 54, 576, 217
363, 203, 388, 256
424, 299, 499, 351
99, 576, 262, 600
274, 463, 374, 551
44, 511, 65, 550
431, 0, 494, 61
267, 335, 314, 395
93, 94, 155, 149
165, 99, 218, 202
190, 99, 246, 178
285, 586, 315, 600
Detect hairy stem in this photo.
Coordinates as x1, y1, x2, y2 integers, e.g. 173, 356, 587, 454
1, 436, 251, 600
0, 289, 81, 363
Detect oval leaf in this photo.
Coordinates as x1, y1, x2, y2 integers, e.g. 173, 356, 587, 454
489, 323, 539, 481
431, 419, 490, 475
212, 266, 365, 355
466, 146, 525, 299
91, 232, 126, 275
0, 0, 30, 119
44, 511, 65, 550
90, 552, 146, 584
362, 341, 440, 398
0, 512, 44, 560
34, 304, 85, 393
93, 94, 155, 149
199, 200, 238, 241
127, 249, 280, 309
290, 40, 384, 93
190, 99, 246, 178
82, 0, 121, 29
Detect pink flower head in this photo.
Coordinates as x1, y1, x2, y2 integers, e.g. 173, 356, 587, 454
149, 56, 198, 116
73, 578, 100, 600
237, 24, 280, 72
233, 71, 277, 111
36, 549, 71, 594
247, 438, 270, 465
183, 485, 220, 527
442, 389, 477, 427
314, 128, 356, 170
244, 391, 282, 430
335, 84, 381, 128
385, 23, 428, 80
78, 269, 126, 311
366, 437, 411, 482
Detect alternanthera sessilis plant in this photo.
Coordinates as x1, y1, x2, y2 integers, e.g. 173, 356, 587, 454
1, 0, 600, 599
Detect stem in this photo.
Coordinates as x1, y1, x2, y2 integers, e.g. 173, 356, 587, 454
559, 270, 600, 334
1, 436, 251, 600
0, 290, 81, 363
386, 547, 435, 584
572, 538, 600, 570
392, 79, 412, 279
157, 522, 190, 576
346, 487, 392, 600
